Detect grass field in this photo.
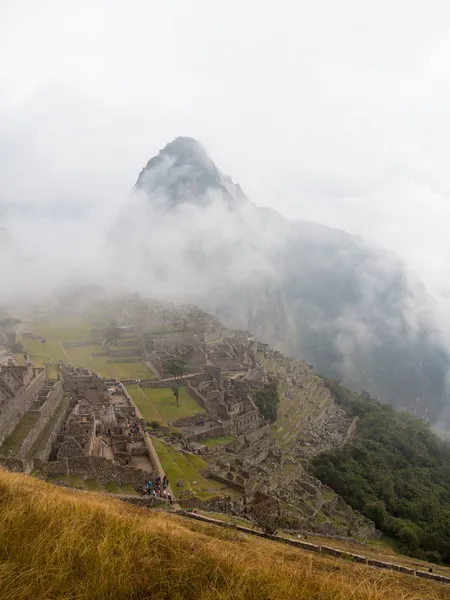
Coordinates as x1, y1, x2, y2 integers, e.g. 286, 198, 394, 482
0, 470, 446, 600
127, 385, 205, 425
0, 411, 40, 455
65, 345, 153, 379
152, 437, 240, 500
202, 435, 236, 448
17, 318, 154, 379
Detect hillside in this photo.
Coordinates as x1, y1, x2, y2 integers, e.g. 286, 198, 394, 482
312, 381, 450, 564
113, 137, 449, 422
0, 469, 447, 600
5, 296, 450, 567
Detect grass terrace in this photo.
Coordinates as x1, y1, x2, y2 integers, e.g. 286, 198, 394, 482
152, 437, 241, 500
127, 385, 205, 426
18, 317, 154, 380
0, 411, 40, 455
201, 435, 236, 448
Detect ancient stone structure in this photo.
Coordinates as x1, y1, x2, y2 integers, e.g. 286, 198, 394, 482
60, 363, 106, 395
0, 363, 46, 445
0, 298, 380, 538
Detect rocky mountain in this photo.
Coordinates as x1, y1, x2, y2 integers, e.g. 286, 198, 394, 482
114, 137, 449, 422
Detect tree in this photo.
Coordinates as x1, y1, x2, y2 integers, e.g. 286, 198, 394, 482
164, 357, 188, 407
254, 381, 280, 422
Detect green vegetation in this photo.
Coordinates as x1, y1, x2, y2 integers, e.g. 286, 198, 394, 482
0, 470, 443, 600
202, 435, 236, 448
66, 345, 153, 379
312, 380, 450, 564
253, 380, 280, 422
152, 437, 239, 500
18, 318, 153, 379
0, 411, 40, 455
162, 356, 188, 406
128, 385, 205, 426
104, 482, 122, 494
84, 478, 105, 492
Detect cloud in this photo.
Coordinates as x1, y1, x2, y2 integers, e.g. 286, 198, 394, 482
2, 1, 450, 350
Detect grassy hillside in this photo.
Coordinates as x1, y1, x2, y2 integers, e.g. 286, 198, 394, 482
312, 380, 450, 564
0, 470, 446, 600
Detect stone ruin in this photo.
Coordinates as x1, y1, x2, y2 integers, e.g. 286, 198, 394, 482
0, 359, 158, 494
0, 361, 65, 461
0, 299, 379, 538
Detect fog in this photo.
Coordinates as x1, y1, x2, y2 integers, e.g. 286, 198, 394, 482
3, 1, 450, 355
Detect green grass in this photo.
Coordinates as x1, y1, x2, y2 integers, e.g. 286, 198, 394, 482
26, 396, 69, 458
202, 435, 236, 448
0, 411, 40, 455
127, 385, 205, 426
18, 317, 154, 380
118, 484, 140, 496
152, 437, 241, 500
65, 345, 153, 379
104, 482, 122, 494
49, 474, 87, 488
84, 479, 105, 492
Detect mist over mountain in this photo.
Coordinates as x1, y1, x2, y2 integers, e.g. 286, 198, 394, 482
113, 137, 449, 422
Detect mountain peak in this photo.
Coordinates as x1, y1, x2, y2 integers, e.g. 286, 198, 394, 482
135, 137, 248, 208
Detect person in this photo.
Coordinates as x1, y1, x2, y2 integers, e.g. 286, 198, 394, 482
168, 493, 173, 506
146, 481, 152, 492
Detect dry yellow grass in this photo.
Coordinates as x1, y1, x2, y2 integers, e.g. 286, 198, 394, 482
0, 470, 448, 600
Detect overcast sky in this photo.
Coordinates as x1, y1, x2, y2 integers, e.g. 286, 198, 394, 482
2, 0, 450, 298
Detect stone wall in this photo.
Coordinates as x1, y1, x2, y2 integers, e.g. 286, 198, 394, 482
179, 511, 450, 586
186, 383, 209, 411
169, 414, 206, 428
68, 455, 150, 488
0, 456, 33, 473
109, 347, 140, 358
34, 458, 69, 477
35, 396, 74, 462
208, 473, 245, 493
187, 426, 224, 442
17, 382, 64, 459
244, 425, 269, 445
145, 435, 165, 479
0, 369, 45, 445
